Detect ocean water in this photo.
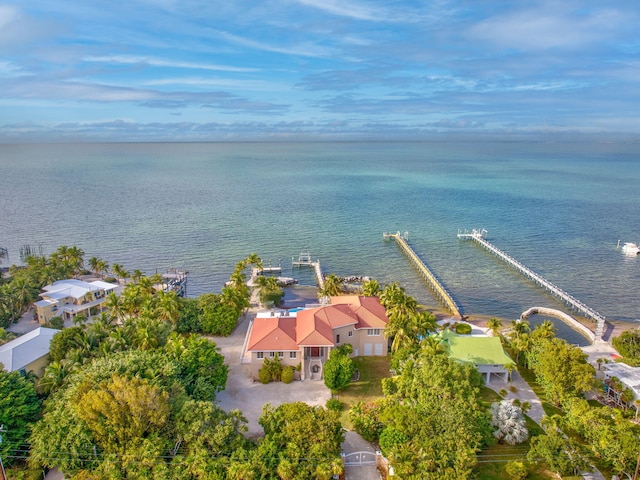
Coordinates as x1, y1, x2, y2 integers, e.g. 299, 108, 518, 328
1, 141, 639, 344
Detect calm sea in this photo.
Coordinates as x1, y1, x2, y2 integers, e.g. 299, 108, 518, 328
1, 141, 639, 344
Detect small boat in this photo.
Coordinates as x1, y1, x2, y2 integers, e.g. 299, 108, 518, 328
621, 242, 640, 255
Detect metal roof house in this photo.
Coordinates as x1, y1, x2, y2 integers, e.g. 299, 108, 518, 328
440, 329, 514, 384
0, 327, 58, 376
35, 279, 118, 324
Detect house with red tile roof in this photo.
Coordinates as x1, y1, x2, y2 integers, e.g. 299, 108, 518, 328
245, 295, 389, 381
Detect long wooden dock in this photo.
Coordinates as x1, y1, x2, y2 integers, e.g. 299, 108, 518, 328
292, 253, 324, 289
384, 231, 462, 319
458, 229, 605, 340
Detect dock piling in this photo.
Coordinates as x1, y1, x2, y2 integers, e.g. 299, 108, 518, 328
384, 232, 462, 319
458, 228, 606, 341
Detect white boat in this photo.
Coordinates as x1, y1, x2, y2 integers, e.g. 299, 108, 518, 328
621, 242, 640, 255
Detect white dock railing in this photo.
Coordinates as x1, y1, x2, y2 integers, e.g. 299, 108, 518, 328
458, 229, 605, 340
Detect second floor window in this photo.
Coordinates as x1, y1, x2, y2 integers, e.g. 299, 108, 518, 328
367, 329, 381, 336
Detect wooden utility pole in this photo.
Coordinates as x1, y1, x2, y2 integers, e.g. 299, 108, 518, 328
0, 425, 7, 480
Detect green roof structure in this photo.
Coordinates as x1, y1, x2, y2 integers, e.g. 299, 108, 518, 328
437, 329, 514, 384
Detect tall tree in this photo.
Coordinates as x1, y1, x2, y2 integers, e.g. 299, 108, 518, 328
319, 273, 342, 298
0, 370, 41, 467
527, 337, 595, 406
361, 278, 381, 297
259, 402, 344, 480
486, 317, 503, 337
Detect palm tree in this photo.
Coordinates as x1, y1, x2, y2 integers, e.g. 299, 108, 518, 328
319, 273, 342, 298
152, 290, 181, 324
111, 263, 129, 284
88, 256, 101, 276
415, 310, 438, 338
65, 246, 85, 277
361, 278, 381, 297
531, 320, 556, 341
131, 269, 144, 283
96, 259, 109, 279
419, 335, 446, 356
38, 361, 72, 394
490, 401, 529, 445
487, 317, 503, 337
245, 253, 263, 270
105, 291, 126, 323
379, 282, 404, 309
510, 319, 530, 338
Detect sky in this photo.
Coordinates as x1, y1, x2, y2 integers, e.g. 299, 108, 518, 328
1, 0, 639, 142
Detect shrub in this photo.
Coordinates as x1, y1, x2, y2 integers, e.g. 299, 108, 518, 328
258, 366, 271, 384
49, 316, 64, 330
379, 427, 409, 456
326, 398, 344, 412
455, 323, 472, 334
262, 355, 283, 382
509, 385, 518, 393
324, 344, 354, 392
505, 460, 528, 480
281, 366, 294, 384
349, 401, 384, 442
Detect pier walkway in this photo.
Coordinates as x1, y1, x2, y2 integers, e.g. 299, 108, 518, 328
458, 229, 606, 341
384, 231, 462, 319
292, 253, 324, 290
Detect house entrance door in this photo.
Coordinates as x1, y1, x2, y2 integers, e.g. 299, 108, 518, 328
310, 347, 320, 357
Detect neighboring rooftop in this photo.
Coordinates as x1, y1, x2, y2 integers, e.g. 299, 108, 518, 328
441, 329, 514, 366
40, 278, 118, 300
603, 362, 640, 399
0, 327, 58, 372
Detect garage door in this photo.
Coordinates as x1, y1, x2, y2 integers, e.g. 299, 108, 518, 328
364, 343, 372, 355
374, 343, 383, 355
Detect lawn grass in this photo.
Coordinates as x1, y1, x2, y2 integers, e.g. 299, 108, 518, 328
333, 355, 390, 429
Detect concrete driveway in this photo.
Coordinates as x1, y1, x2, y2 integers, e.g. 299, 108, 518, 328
212, 309, 331, 437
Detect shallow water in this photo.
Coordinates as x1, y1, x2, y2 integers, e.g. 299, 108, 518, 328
2, 141, 638, 345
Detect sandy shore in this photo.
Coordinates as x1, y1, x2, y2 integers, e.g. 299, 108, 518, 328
280, 285, 638, 343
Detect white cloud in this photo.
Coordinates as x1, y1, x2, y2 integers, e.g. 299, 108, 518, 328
295, 0, 384, 21
0, 4, 21, 28
216, 30, 335, 58
469, 6, 627, 51
83, 55, 259, 72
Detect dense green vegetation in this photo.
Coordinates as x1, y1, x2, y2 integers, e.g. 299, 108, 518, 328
0, 370, 41, 468
323, 344, 355, 392
612, 328, 640, 366
4, 247, 639, 479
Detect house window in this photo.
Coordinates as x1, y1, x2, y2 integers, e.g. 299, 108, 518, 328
336, 334, 341, 344
269, 352, 275, 358
289, 352, 297, 359
348, 331, 353, 337
278, 352, 284, 358
257, 352, 264, 359
367, 329, 381, 336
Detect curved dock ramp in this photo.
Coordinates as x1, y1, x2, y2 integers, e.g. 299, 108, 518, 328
520, 307, 596, 344
458, 228, 606, 341
384, 231, 462, 319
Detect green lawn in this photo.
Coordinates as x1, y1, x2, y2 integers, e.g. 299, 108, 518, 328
333, 355, 390, 428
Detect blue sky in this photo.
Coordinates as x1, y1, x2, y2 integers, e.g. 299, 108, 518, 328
1, 0, 639, 141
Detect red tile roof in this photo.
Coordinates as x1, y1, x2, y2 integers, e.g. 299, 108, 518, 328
247, 316, 298, 351
246, 296, 389, 352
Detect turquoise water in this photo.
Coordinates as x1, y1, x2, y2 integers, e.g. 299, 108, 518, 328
1, 141, 639, 343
